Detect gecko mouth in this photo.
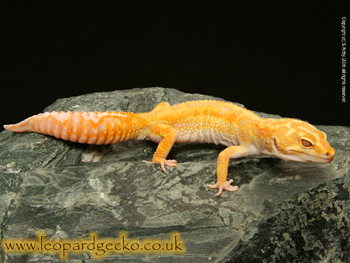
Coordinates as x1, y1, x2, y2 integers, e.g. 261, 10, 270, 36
273, 139, 280, 152
290, 150, 334, 163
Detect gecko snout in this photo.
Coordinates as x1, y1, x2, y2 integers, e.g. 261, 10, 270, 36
324, 147, 335, 162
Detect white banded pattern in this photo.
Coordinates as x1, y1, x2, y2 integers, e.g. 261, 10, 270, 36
4, 111, 137, 145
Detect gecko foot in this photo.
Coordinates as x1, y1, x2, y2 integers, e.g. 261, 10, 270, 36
207, 179, 239, 197
150, 157, 177, 173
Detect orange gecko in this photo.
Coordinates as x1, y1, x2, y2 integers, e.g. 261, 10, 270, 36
4, 100, 335, 196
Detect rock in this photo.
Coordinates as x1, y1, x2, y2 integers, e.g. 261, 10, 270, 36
0, 87, 349, 262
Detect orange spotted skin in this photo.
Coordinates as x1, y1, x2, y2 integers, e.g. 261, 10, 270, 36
4, 100, 335, 196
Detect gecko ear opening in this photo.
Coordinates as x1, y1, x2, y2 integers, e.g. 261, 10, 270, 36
300, 138, 313, 149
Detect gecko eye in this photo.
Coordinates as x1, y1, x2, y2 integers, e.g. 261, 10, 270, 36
300, 138, 313, 149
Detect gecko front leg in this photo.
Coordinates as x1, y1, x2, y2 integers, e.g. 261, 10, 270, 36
208, 145, 257, 196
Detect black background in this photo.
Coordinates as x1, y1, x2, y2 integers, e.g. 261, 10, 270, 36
1, 1, 349, 131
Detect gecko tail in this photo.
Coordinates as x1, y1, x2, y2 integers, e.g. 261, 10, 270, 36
4, 115, 39, 132
4, 111, 146, 145
4, 123, 27, 132
4, 112, 65, 134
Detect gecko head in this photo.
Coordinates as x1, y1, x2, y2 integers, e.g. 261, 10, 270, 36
263, 119, 335, 163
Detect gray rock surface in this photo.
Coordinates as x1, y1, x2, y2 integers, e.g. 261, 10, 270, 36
0, 88, 349, 262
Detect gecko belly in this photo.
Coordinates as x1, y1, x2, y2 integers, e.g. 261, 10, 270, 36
175, 128, 236, 146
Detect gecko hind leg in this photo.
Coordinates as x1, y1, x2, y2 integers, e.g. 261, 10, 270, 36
148, 123, 178, 173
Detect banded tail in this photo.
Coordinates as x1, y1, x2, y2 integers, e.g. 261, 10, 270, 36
4, 111, 146, 145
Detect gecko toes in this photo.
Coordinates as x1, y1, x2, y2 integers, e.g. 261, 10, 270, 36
208, 179, 239, 197
165, 159, 177, 165
152, 157, 178, 173
161, 159, 177, 172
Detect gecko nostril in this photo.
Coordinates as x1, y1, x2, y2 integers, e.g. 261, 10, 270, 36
326, 152, 329, 156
